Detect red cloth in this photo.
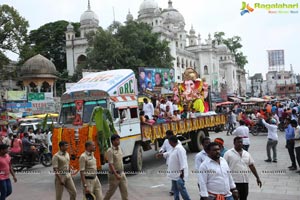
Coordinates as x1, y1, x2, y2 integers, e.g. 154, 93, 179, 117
0, 154, 11, 180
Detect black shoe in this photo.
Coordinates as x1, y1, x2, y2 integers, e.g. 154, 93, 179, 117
264, 159, 272, 162
272, 160, 277, 163
289, 167, 297, 171
288, 166, 294, 169
169, 191, 174, 196
296, 171, 300, 174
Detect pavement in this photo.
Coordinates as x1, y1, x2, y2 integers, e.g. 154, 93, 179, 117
8, 130, 300, 200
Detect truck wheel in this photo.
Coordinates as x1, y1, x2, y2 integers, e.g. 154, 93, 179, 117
131, 143, 143, 172
188, 130, 205, 152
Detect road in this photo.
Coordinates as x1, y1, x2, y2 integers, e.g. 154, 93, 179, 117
8, 131, 300, 200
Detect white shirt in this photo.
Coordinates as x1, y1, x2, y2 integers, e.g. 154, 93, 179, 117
262, 119, 278, 141
29, 132, 36, 142
143, 102, 154, 119
161, 139, 182, 164
165, 144, 189, 181
194, 150, 208, 170
295, 126, 300, 148
198, 157, 236, 197
233, 125, 250, 145
224, 148, 254, 183
47, 132, 52, 146
166, 101, 174, 115
173, 104, 179, 112
35, 133, 45, 142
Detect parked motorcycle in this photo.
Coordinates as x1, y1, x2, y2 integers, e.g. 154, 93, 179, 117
10, 143, 52, 171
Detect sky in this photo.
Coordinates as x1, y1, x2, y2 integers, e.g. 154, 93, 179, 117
2, 0, 300, 79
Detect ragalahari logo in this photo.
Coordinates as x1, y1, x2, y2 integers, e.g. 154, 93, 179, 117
240, 2, 254, 15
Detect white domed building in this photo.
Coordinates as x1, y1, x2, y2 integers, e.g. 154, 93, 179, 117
65, 0, 246, 95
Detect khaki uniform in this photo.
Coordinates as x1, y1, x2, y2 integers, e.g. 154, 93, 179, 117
79, 151, 103, 200
52, 151, 77, 200
104, 146, 128, 200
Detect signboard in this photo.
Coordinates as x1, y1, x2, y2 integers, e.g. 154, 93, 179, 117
138, 67, 174, 94
6, 102, 32, 109
7, 91, 27, 101
31, 101, 56, 114
268, 50, 285, 71
28, 93, 45, 101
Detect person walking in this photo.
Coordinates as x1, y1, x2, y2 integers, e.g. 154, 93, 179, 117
285, 119, 298, 170
214, 138, 227, 157
260, 117, 278, 162
224, 137, 262, 200
104, 134, 128, 200
198, 142, 239, 200
157, 136, 191, 200
0, 144, 17, 200
295, 121, 300, 174
233, 120, 250, 151
227, 111, 235, 136
159, 130, 182, 196
79, 141, 103, 200
52, 141, 77, 200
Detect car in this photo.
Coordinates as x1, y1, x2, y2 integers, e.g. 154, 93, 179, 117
19, 121, 57, 134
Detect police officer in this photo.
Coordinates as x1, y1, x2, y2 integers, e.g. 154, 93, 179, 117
52, 141, 77, 200
80, 141, 103, 200
104, 134, 128, 200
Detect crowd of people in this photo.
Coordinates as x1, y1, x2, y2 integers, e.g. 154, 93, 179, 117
141, 96, 201, 126
156, 129, 261, 200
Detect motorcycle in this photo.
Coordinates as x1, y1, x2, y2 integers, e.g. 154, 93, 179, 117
250, 120, 268, 136
10, 143, 52, 171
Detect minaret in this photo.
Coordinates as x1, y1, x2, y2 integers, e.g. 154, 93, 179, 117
189, 25, 197, 46
65, 22, 75, 41
126, 9, 134, 22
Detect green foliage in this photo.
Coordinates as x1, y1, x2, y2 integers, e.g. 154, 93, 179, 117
0, 4, 29, 67
213, 32, 248, 69
20, 20, 80, 72
90, 106, 117, 152
86, 21, 174, 75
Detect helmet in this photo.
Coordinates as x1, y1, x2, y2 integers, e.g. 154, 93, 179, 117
84, 193, 96, 200
270, 119, 277, 124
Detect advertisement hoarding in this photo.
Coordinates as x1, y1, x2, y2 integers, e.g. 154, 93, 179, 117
6, 91, 27, 101
138, 67, 174, 94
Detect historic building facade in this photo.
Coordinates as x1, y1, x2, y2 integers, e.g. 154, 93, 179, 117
65, 0, 246, 95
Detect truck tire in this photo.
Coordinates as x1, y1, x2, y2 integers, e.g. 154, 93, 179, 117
188, 130, 205, 152
131, 143, 143, 172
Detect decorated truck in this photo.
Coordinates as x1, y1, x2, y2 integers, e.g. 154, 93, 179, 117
52, 69, 226, 173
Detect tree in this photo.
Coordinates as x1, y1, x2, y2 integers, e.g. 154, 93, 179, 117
21, 20, 80, 72
86, 21, 174, 76
213, 32, 248, 69
0, 4, 29, 67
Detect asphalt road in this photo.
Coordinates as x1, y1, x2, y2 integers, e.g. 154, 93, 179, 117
8, 131, 300, 200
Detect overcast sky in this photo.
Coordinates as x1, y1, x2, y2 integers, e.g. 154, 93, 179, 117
2, 0, 300, 78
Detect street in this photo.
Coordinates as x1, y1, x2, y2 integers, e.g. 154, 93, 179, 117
9, 131, 300, 200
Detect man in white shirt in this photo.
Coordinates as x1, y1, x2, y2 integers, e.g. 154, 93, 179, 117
159, 130, 182, 196
194, 137, 211, 171
142, 98, 154, 119
198, 142, 239, 200
260, 117, 278, 162
224, 137, 262, 200
157, 136, 191, 200
233, 120, 250, 151
166, 96, 174, 115
295, 123, 300, 174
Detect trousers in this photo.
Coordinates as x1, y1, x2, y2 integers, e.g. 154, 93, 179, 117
104, 173, 128, 200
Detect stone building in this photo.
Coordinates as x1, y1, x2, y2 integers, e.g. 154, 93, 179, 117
65, 0, 247, 95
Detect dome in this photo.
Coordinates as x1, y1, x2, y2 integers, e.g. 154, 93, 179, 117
139, 0, 159, 15
126, 11, 134, 21
216, 43, 229, 52
161, 0, 185, 26
21, 54, 57, 79
66, 23, 74, 31
80, 1, 99, 27
189, 26, 195, 35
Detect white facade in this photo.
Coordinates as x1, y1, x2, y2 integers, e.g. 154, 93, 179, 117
265, 70, 297, 95
65, 0, 246, 95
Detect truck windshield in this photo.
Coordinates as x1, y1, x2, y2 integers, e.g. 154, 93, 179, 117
82, 100, 107, 123
60, 103, 76, 124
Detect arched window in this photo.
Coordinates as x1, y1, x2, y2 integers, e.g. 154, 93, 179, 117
190, 61, 192, 68
41, 81, 51, 93
181, 58, 184, 68
177, 57, 180, 67
220, 56, 223, 61
186, 60, 188, 68
204, 65, 208, 75
29, 82, 38, 93
77, 55, 87, 65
